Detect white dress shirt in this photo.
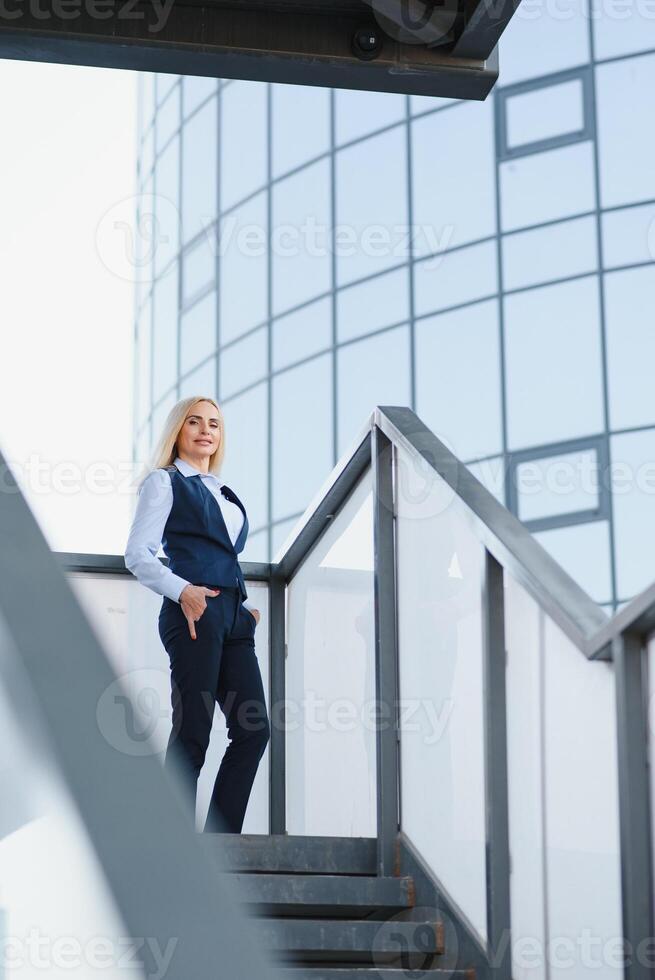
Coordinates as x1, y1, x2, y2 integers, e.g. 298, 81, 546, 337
125, 456, 255, 610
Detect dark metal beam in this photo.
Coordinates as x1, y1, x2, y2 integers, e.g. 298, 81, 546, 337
612, 631, 654, 980
372, 424, 400, 876
482, 550, 511, 979
268, 569, 287, 834
452, 0, 521, 60
0, 0, 498, 99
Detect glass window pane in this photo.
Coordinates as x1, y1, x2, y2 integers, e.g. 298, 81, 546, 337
516, 448, 600, 522
533, 521, 612, 604
335, 88, 405, 144
272, 296, 332, 371
505, 78, 585, 149
136, 297, 152, 427
496, 0, 589, 88
416, 299, 502, 460
593, 7, 655, 58
272, 83, 330, 176
499, 142, 595, 232
337, 266, 409, 343
182, 235, 215, 306
152, 388, 177, 440
272, 354, 333, 520
414, 239, 497, 318
411, 100, 496, 259
140, 71, 156, 132
410, 95, 455, 114
221, 382, 269, 530
335, 127, 407, 286
502, 215, 597, 292
153, 135, 180, 276
605, 266, 655, 431
155, 87, 180, 154
140, 125, 154, 186
504, 277, 604, 450
596, 55, 655, 208
152, 266, 179, 400
611, 429, 655, 599
219, 326, 268, 398
156, 72, 178, 104
220, 80, 267, 212
601, 202, 655, 269
271, 158, 331, 316
337, 325, 411, 456
180, 289, 216, 376
182, 75, 217, 118
181, 96, 218, 245
220, 191, 268, 344
179, 355, 217, 399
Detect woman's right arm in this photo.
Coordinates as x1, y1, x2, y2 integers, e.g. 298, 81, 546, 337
124, 469, 190, 603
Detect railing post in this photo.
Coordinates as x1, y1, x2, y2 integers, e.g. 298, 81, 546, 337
482, 549, 512, 978
612, 630, 654, 979
269, 569, 287, 835
372, 423, 400, 876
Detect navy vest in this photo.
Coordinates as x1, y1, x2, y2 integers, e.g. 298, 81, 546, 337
159, 464, 249, 602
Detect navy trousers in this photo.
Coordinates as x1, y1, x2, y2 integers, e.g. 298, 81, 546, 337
158, 584, 270, 833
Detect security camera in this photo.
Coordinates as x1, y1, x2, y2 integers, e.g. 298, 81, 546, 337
351, 24, 383, 60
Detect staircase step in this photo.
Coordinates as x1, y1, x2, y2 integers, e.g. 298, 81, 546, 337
273, 969, 474, 979
257, 916, 444, 963
233, 873, 414, 917
199, 833, 378, 874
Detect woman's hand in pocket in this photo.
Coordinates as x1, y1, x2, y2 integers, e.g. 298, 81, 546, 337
179, 584, 220, 640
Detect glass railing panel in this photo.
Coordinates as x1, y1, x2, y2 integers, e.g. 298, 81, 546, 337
66, 572, 270, 833
285, 469, 376, 836
505, 572, 623, 979
0, 615, 148, 980
394, 442, 488, 943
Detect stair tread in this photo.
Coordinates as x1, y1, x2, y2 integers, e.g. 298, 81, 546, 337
199, 833, 378, 874
232, 872, 414, 909
273, 970, 472, 979
256, 916, 443, 954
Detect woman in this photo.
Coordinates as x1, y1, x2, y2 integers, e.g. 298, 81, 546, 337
125, 395, 270, 834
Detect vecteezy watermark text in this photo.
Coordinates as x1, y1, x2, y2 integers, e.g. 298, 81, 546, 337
0, 0, 174, 32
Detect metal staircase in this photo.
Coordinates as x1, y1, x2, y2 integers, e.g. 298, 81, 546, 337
1, 405, 654, 980
201, 833, 474, 978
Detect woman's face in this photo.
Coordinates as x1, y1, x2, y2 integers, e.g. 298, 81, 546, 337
177, 402, 221, 461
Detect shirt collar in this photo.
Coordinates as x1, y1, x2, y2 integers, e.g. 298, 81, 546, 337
174, 456, 223, 488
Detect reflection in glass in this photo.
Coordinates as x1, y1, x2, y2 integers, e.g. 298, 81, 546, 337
220, 191, 268, 344
335, 126, 407, 286
416, 299, 502, 460
336, 325, 410, 457
220, 80, 267, 212
181, 96, 218, 245
272, 354, 333, 520
272, 158, 331, 316
411, 100, 496, 258
219, 326, 268, 399
180, 290, 216, 377
221, 382, 269, 530
504, 277, 604, 450
152, 265, 179, 401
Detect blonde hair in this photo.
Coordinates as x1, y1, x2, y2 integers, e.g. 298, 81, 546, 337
135, 395, 226, 491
